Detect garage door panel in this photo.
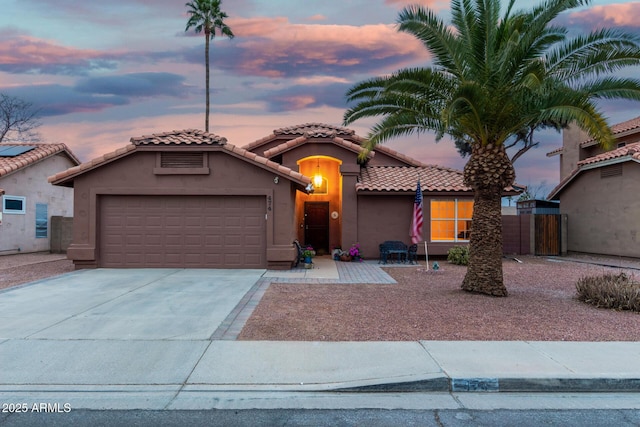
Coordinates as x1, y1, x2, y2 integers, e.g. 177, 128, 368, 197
100, 195, 266, 268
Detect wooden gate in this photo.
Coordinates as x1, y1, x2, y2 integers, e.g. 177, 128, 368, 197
534, 214, 561, 256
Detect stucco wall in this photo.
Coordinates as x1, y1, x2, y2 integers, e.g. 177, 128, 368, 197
559, 162, 640, 257
67, 149, 300, 267
0, 154, 75, 254
356, 194, 474, 259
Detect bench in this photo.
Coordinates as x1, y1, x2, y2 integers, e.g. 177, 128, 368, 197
293, 240, 305, 267
379, 241, 419, 264
379, 241, 409, 264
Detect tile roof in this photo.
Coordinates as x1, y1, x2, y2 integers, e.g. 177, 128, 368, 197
547, 141, 640, 199
49, 130, 310, 186
580, 115, 640, 147
130, 129, 227, 146
358, 166, 523, 193
245, 122, 428, 167
577, 141, 640, 166
0, 143, 80, 178
273, 123, 355, 138
263, 135, 374, 160
358, 165, 469, 192
546, 147, 563, 157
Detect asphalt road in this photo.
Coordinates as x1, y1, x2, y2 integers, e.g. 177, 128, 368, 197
2, 408, 640, 427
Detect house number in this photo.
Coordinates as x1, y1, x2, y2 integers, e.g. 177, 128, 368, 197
267, 196, 272, 211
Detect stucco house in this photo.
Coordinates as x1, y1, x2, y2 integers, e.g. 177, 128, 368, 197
50, 123, 518, 269
547, 116, 640, 258
0, 143, 80, 254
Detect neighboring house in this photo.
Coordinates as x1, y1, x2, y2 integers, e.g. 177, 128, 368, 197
50, 124, 519, 269
0, 144, 80, 255
547, 116, 640, 258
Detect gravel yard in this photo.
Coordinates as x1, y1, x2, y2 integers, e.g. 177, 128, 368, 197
239, 256, 640, 342
0, 253, 74, 291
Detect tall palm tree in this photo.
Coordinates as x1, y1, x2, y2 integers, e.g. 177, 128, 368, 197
344, 0, 640, 296
185, 0, 234, 132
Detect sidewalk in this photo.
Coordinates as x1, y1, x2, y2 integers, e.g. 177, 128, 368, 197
1, 254, 639, 411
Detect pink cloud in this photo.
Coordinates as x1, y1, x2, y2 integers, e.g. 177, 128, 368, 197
568, 2, 640, 28
0, 30, 116, 74
306, 14, 327, 22
215, 16, 428, 78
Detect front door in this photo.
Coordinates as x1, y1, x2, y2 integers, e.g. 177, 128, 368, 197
304, 202, 329, 254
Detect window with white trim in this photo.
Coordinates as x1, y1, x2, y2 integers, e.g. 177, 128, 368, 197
2, 195, 26, 214
430, 199, 473, 242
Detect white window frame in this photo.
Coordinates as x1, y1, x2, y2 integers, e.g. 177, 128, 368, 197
2, 195, 26, 214
430, 198, 473, 243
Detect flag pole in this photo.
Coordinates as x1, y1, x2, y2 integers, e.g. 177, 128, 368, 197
424, 241, 429, 270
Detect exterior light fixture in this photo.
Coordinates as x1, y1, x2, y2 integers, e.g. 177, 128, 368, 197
273, 176, 279, 184
313, 159, 323, 188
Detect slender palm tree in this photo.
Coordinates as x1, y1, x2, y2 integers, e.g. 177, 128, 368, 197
344, 0, 640, 296
185, 0, 234, 132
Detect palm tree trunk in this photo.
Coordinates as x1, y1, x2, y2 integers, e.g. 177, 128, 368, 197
461, 144, 515, 297
204, 33, 210, 132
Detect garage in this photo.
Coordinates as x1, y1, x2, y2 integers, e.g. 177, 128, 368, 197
99, 195, 266, 268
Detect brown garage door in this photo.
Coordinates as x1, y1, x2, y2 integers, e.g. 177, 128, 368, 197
99, 195, 266, 268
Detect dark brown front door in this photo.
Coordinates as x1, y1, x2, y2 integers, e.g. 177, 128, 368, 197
304, 201, 329, 254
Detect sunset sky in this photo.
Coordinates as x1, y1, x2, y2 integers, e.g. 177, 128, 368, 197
2, 0, 639, 195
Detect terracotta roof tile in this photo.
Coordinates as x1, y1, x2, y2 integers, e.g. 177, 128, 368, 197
580, 115, 640, 147
358, 165, 522, 193
547, 141, 640, 199
610, 116, 640, 135
357, 165, 470, 192
546, 147, 564, 157
274, 123, 355, 138
578, 141, 640, 166
0, 143, 80, 178
242, 133, 278, 152
263, 134, 375, 160
130, 129, 227, 146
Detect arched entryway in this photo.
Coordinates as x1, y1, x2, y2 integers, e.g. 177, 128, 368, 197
296, 156, 342, 255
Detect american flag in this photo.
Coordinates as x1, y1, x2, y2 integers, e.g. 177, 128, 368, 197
410, 179, 423, 244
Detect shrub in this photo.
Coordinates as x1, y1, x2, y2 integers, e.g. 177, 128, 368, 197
447, 246, 469, 266
575, 273, 640, 312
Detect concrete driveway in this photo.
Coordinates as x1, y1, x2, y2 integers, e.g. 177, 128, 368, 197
0, 268, 264, 340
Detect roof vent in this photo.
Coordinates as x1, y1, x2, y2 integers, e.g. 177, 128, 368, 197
601, 163, 622, 178
160, 152, 204, 168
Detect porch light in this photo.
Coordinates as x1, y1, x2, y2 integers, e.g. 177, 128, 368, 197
313, 159, 323, 188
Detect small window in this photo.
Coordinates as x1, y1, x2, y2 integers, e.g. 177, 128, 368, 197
3, 195, 26, 214
35, 203, 48, 238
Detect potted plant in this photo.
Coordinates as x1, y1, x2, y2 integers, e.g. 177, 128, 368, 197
302, 245, 315, 268
349, 243, 362, 261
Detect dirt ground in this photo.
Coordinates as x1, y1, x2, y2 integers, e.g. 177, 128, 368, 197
239, 256, 640, 341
